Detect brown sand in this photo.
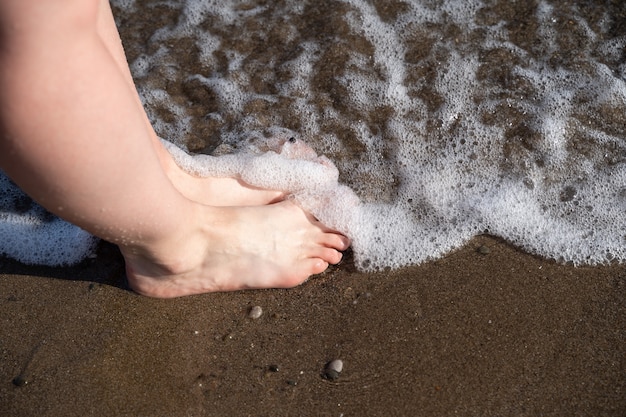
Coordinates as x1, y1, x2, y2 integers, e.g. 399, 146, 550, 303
1, 2, 625, 415
1, 236, 624, 416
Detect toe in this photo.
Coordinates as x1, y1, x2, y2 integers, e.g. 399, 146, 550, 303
321, 232, 351, 251
275, 258, 329, 288
275, 272, 310, 288
309, 258, 330, 275
314, 247, 343, 265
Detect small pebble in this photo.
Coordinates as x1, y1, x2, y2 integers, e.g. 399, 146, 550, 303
12, 375, 29, 387
323, 359, 343, 381
327, 359, 343, 373
248, 305, 263, 320
477, 245, 491, 255
323, 369, 340, 381
268, 364, 280, 373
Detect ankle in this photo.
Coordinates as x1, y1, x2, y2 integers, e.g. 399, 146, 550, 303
123, 202, 213, 274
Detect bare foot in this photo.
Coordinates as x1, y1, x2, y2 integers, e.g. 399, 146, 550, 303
122, 200, 350, 298
165, 164, 285, 206
155, 138, 285, 206
153, 134, 336, 207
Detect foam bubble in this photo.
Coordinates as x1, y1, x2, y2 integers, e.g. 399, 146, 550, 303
162, 134, 341, 194
4, 0, 622, 269
0, 172, 97, 266
119, 0, 626, 269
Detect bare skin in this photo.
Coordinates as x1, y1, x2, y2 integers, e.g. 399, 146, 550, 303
0, 0, 349, 298
96, 0, 285, 208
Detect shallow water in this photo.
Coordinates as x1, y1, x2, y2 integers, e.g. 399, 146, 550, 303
2, 0, 626, 268
0, 174, 96, 265
116, 0, 626, 270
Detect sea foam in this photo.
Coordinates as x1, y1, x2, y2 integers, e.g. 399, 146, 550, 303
2, 0, 626, 270
125, 0, 626, 270
0, 173, 97, 266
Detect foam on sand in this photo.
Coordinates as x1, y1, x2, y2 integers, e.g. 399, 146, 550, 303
3, 0, 626, 269
0, 172, 97, 266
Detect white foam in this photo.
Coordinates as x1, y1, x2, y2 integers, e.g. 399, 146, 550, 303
5, 0, 625, 269
0, 172, 97, 266
124, 0, 626, 269
161, 135, 342, 194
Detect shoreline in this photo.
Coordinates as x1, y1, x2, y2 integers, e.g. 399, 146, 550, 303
1, 1, 624, 415
1, 235, 624, 416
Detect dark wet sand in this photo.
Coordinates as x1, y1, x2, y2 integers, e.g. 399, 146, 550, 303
1, 1, 625, 415
1, 236, 624, 416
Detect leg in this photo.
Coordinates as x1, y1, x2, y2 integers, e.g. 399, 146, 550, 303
0, 0, 349, 297
96, 0, 284, 207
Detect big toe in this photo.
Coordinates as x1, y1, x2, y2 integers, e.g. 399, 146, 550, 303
275, 259, 329, 288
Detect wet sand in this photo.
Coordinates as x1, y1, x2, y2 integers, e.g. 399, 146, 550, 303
1, 236, 624, 416
2, 1, 625, 415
